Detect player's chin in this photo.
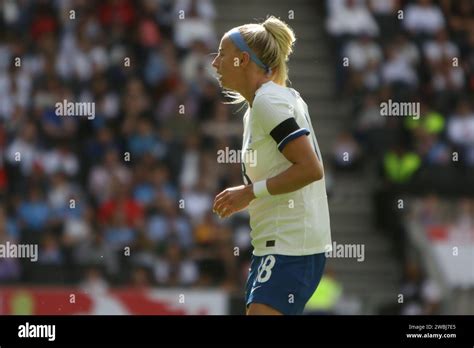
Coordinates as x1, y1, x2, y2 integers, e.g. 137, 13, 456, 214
221, 210, 234, 219
218, 76, 233, 90
218, 77, 227, 88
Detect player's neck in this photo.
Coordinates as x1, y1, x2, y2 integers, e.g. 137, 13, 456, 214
244, 77, 272, 108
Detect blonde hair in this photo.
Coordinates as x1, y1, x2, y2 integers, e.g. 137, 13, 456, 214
223, 16, 296, 105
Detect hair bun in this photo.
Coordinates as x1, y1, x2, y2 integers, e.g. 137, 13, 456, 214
261, 16, 296, 60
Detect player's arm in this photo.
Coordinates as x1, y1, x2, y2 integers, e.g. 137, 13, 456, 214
212, 134, 322, 218
252, 95, 324, 196
265, 134, 323, 195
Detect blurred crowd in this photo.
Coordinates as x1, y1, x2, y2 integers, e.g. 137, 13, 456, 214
379, 195, 474, 314
327, 0, 474, 187
0, 0, 254, 291
326, 0, 474, 313
326, 0, 474, 250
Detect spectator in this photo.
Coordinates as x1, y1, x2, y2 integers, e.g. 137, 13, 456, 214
411, 193, 445, 228
332, 131, 362, 170
178, 134, 201, 191
88, 148, 132, 204
104, 210, 136, 251
42, 144, 79, 177
423, 29, 460, 67
304, 267, 344, 315
181, 177, 213, 225
447, 98, 474, 165
130, 265, 155, 288
80, 266, 109, 294
431, 57, 465, 93
326, 0, 379, 38
354, 93, 387, 152
368, 0, 400, 39
127, 117, 166, 160
381, 43, 419, 88
383, 145, 421, 184
405, 104, 445, 137
154, 242, 199, 286
403, 0, 446, 38
98, 182, 144, 228
17, 186, 51, 235
393, 33, 421, 67
342, 34, 383, 89
74, 232, 119, 280
6, 122, 42, 177
201, 101, 243, 140
416, 133, 451, 166
181, 39, 216, 85
0, 206, 20, 282
173, 0, 217, 50
445, 0, 474, 43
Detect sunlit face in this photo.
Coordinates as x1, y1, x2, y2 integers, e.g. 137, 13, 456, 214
211, 35, 241, 90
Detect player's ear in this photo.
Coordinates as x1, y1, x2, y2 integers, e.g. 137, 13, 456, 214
240, 52, 250, 67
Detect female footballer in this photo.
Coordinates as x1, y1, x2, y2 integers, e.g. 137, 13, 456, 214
211, 16, 332, 315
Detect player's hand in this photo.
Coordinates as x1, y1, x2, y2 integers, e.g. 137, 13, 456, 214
213, 185, 255, 218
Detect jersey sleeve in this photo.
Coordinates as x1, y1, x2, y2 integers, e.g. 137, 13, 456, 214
252, 94, 310, 152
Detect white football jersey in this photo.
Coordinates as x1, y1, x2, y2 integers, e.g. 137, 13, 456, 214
241, 81, 332, 256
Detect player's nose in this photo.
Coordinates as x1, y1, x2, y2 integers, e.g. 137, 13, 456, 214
212, 56, 219, 70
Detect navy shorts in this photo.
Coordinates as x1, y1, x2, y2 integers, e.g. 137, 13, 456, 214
245, 253, 326, 315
